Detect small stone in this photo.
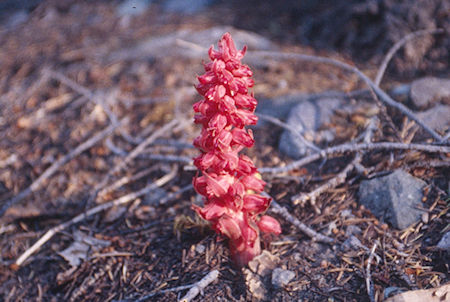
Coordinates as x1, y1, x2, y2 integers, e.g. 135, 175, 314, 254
421, 212, 429, 224
410, 77, 450, 109
416, 104, 450, 133
358, 170, 427, 229
256, 94, 309, 125
326, 221, 337, 235
278, 97, 341, 158
195, 244, 205, 254
436, 231, 450, 251
341, 235, 363, 251
340, 209, 354, 218
271, 268, 295, 288
320, 260, 329, 268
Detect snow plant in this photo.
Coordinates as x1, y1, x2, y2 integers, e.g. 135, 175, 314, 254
192, 33, 281, 266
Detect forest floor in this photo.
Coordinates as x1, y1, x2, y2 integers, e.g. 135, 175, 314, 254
0, 1, 448, 301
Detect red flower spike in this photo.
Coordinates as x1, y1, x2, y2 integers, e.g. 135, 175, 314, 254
192, 33, 281, 266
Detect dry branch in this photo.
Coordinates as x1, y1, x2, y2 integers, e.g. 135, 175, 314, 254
128, 270, 219, 302
264, 193, 335, 244
291, 160, 357, 213
43, 69, 119, 124
375, 28, 444, 86
97, 167, 158, 200
178, 270, 220, 302
130, 285, 193, 302
114, 119, 183, 174
14, 168, 177, 267
0, 122, 121, 218
260, 142, 450, 174
291, 118, 378, 211
366, 242, 378, 302
250, 50, 445, 141
158, 184, 193, 206
91, 119, 183, 199
144, 154, 193, 164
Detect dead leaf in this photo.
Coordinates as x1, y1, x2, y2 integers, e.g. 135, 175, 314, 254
385, 283, 450, 302
243, 251, 280, 301
58, 231, 110, 267
248, 250, 279, 277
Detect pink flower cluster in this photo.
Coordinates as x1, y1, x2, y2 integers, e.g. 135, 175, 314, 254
192, 33, 281, 266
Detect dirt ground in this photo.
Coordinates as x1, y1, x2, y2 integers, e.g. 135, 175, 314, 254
0, 1, 448, 301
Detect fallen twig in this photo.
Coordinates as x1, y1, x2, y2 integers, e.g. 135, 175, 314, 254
264, 193, 335, 244
105, 138, 193, 165
125, 270, 218, 302
442, 131, 450, 142
143, 154, 193, 164
291, 118, 378, 212
115, 119, 183, 174
178, 270, 220, 302
44, 68, 119, 124
260, 142, 450, 174
291, 160, 357, 213
375, 28, 444, 86
365, 242, 378, 302
250, 50, 445, 141
97, 166, 159, 200
158, 184, 193, 206
44, 69, 145, 147
92, 119, 183, 199
128, 285, 193, 302
69, 258, 114, 302
14, 168, 177, 267
0, 122, 121, 218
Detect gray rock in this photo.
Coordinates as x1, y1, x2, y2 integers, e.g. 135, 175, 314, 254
163, 0, 214, 14
416, 104, 450, 133
116, 0, 151, 17
278, 97, 341, 158
358, 170, 427, 229
437, 231, 450, 251
256, 94, 309, 124
271, 268, 295, 288
410, 77, 450, 109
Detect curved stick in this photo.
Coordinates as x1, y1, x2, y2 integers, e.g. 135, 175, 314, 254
250, 50, 445, 141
